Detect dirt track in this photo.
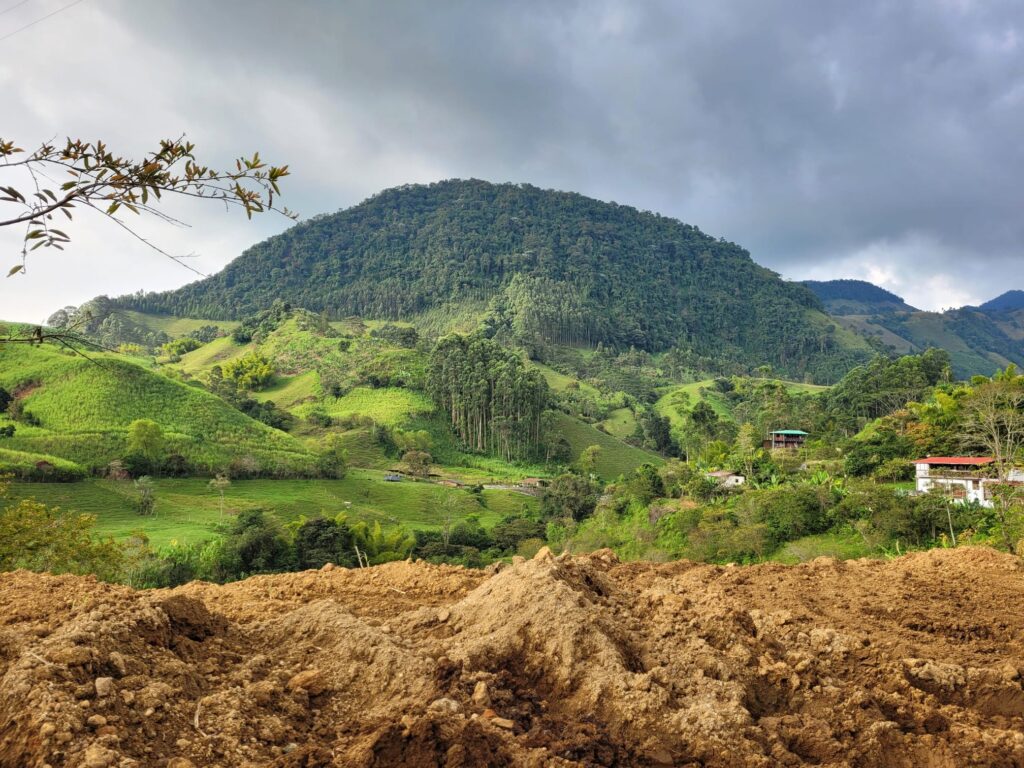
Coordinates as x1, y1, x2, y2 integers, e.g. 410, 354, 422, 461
1, 546, 1023, 767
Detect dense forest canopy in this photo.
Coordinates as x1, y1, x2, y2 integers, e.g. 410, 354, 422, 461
802, 279, 916, 314
111, 179, 871, 381
427, 333, 549, 462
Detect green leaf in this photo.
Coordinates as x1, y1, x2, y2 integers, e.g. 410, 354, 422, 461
7, 265, 23, 277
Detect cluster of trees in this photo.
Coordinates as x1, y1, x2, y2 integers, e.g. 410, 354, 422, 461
824, 349, 951, 426
109, 179, 869, 381
47, 298, 172, 351
222, 353, 275, 390
413, 509, 547, 566
231, 300, 293, 344
122, 511, 414, 587
202, 366, 295, 431
427, 334, 550, 461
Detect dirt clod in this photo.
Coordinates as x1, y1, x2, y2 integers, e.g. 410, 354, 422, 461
1, 548, 1023, 766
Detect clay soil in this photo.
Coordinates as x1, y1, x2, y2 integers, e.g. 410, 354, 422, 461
2, 546, 1024, 767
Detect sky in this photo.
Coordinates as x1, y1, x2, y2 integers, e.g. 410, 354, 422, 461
1, 0, 1022, 322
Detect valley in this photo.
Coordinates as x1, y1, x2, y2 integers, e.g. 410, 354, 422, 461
1, 182, 1022, 590
4, 6, 1024, 764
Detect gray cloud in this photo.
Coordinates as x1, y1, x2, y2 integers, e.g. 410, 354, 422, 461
2, 0, 1022, 320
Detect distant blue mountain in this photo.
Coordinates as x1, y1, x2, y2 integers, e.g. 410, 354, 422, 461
979, 290, 1024, 313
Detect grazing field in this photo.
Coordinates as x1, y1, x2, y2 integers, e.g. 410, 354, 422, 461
302, 386, 434, 426
531, 361, 601, 396
553, 412, 662, 479
598, 407, 639, 439
121, 311, 238, 337
655, 378, 829, 428
175, 335, 250, 375
655, 380, 732, 426
769, 530, 876, 564
252, 371, 320, 410
0, 344, 312, 472
8, 473, 536, 549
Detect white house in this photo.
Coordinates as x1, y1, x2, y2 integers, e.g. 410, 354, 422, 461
913, 457, 996, 507
706, 470, 746, 487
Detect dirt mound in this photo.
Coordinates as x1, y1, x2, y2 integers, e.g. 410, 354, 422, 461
2, 547, 1024, 767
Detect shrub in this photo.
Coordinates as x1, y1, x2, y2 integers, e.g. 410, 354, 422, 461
540, 474, 601, 521
736, 485, 834, 548
0, 482, 124, 579
307, 407, 333, 428
294, 516, 354, 569
492, 517, 546, 551
223, 353, 276, 391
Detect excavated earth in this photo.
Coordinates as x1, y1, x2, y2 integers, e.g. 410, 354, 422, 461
2, 546, 1024, 767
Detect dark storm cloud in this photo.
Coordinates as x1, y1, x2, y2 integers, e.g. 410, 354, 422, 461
2, 0, 1022, 317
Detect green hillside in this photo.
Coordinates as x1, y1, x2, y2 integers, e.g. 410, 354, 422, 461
0, 344, 313, 474
7, 473, 536, 548
120, 310, 238, 338
111, 179, 871, 382
655, 377, 828, 428
806, 280, 1024, 378
553, 412, 662, 479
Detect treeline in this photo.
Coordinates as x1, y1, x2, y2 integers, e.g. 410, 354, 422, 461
427, 333, 550, 461
802, 279, 911, 309
108, 179, 870, 381
823, 348, 951, 425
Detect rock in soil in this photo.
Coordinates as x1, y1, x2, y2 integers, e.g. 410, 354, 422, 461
2, 547, 1024, 766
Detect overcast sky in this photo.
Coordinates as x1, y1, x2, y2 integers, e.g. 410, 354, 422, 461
2, 0, 1022, 322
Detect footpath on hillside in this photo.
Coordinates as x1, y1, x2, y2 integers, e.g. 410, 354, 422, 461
1, 547, 1023, 767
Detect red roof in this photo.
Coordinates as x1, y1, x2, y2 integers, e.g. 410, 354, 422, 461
913, 457, 994, 466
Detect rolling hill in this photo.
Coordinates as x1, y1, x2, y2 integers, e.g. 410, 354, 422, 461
0, 343, 314, 475
110, 179, 872, 382
804, 280, 1024, 378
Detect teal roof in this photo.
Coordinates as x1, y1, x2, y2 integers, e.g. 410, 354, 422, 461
771, 430, 808, 435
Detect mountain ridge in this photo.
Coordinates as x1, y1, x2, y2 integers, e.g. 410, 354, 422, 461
803, 279, 1023, 378
109, 179, 872, 383
979, 290, 1024, 313
802, 279, 917, 315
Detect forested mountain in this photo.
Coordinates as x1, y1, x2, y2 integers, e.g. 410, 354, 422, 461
111, 180, 871, 382
802, 279, 917, 315
806, 280, 1024, 379
979, 291, 1024, 313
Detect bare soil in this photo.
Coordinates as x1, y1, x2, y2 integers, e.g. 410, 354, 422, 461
2, 547, 1024, 767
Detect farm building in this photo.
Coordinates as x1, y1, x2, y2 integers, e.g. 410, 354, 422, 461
910, 457, 1024, 507
705, 470, 745, 487
764, 430, 808, 450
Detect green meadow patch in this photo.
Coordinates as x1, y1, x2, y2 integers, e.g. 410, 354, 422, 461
7, 473, 537, 549
554, 412, 662, 480
0, 344, 312, 473
302, 387, 434, 427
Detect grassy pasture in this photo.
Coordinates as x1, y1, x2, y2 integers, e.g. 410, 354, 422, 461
0, 344, 312, 472
8, 472, 537, 549
301, 387, 434, 426
121, 311, 238, 337
553, 412, 662, 480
